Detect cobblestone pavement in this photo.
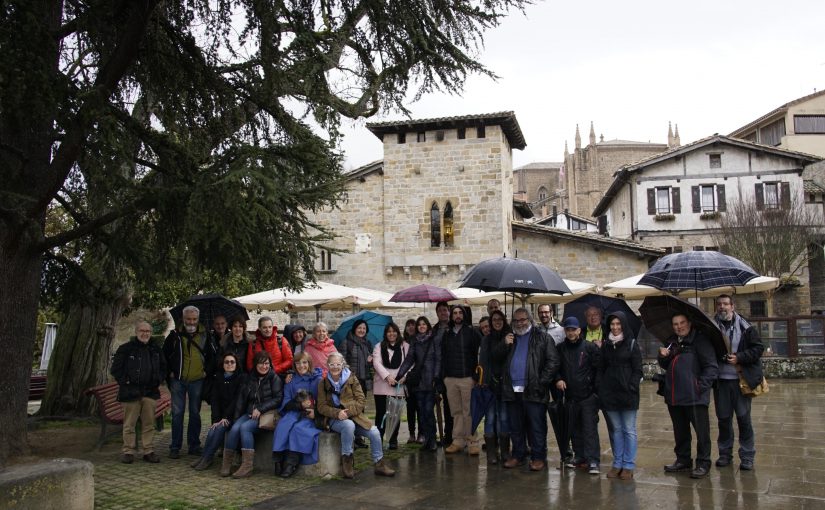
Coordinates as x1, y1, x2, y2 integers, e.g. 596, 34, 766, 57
250, 379, 825, 510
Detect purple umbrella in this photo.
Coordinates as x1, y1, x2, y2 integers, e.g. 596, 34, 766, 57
390, 284, 458, 303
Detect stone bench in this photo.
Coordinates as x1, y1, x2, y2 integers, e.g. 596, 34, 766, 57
253, 431, 342, 478
0, 458, 93, 510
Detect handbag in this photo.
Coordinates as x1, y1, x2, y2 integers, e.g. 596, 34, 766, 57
258, 409, 278, 430
737, 367, 769, 397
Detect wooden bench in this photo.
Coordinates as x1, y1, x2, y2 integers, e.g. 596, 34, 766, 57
85, 382, 171, 450
29, 375, 47, 401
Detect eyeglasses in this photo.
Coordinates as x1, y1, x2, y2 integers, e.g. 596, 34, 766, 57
257, 361, 271, 366
223, 360, 236, 365
328, 363, 343, 368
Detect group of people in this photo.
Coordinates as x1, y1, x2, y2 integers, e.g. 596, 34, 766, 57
110, 293, 763, 481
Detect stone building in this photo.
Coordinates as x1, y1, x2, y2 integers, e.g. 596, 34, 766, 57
513, 161, 563, 216
303, 112, 662, 326
563, 122, 674, 218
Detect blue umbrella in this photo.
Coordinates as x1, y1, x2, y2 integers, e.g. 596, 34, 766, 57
331, 310, 392, 348
562, 293, 642, 338
638, 251, 759, 292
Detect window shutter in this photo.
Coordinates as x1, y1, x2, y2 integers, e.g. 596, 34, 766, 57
671, 187, 681, 214
717, 185, 726, 212
691, 186, 700, 213
780, 182, 791, 209
755, 183, 764, 211
647, 188, 655, 215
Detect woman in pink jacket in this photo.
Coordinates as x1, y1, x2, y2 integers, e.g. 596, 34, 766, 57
304, 322, 338, 377
372, 322, 409, 449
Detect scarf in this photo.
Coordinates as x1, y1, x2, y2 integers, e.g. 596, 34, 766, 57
327, 367, 351, 408
381, 342, 403, 369
608, 332, 624, 345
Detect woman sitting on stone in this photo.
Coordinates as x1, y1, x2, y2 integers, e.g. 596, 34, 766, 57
191, 352, 245, 471
272, 352, 323, 478
316, 352, 396, 479
221, 351, 283, 478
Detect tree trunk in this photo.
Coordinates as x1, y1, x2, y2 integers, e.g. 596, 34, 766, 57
0, 243, 42, 467
39, 286, 132, 417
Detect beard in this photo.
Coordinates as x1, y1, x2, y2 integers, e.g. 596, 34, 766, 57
513, 323, 531, 336
185, 324, 197, 334
717, 311, 733, 321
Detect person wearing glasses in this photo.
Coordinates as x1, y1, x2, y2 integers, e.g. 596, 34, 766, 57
220, 351, 283, 478
190, 352, 244, 471
317, 352, 396, 479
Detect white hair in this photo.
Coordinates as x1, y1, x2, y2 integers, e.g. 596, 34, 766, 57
182, 305, 200, 317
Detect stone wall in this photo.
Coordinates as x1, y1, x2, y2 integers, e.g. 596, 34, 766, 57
643, 357, 825, 379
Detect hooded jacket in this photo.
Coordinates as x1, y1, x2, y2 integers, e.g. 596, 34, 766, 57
658, 327, 719, 406
598, 312, 643, 411
247, 328, 293, 375
283, 324, 308, 356
317, 368, 373, 430
442, 306, 481, 379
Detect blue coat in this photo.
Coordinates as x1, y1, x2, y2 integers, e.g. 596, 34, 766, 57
273, 368, 322, 464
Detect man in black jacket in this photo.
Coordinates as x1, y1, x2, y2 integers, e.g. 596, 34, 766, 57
111, 320, 167, 464
658, 313, 719, 479
499, 308, 560, 471
442, 305, 481, 454
555, 317, 602, 475
713, 294, 764, 471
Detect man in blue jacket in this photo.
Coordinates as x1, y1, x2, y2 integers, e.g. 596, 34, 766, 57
658, 313, 719, 479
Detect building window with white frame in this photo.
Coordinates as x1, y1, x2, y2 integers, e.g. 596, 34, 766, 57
764, 182, 780, 209
700, 185, 716, 211
656, 187, 671, 214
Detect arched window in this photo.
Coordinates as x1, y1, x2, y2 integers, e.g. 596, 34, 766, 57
538, 186, 548, 202
430, 202, 441, 247
443, 201, 454, 247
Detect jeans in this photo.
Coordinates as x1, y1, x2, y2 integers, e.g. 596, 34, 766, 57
606, 410, 638, 470
714, 378, 755, 461
170, 378, 203, 452
226, 414, 263, 450
483, 395, 510, 435
330, 419, 384, 463
506, 394, 548, 461
202, 422, 230, 458
416, 390, 437, 445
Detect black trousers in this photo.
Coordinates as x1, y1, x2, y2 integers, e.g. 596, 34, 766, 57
571, 394, 600, 464
667, 404, 711, 467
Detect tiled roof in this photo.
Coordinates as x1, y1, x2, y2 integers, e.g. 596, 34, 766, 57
515, 162, 563, 170
513, 222, 664, 257
342, 159, 383, 181
592, 134, 823, 216
804, 180, 825, 194
729, 89, 825, 136
366, 111, 526, 150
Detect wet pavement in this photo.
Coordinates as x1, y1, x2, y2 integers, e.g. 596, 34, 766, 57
251, 379, 825, 510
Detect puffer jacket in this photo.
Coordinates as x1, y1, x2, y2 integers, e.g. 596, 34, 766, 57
598, 312, 643, 411
495, 327, 560, 404
235, 368, 283, 417
441, 325, 480, 379
396, 333, 441, 393
555, 336, 601, 402
211, 371, 244, 424
247, 330, 293, 375
111, 337, 167, 402
658, 328, 719, 406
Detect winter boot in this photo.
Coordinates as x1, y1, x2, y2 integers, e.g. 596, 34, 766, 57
220, 449, 236, 477
232, 448, 255, 478
272, 451, 284, 476
193, 456, 214, 471
498, 434, 511, 463
280, 451, 301, 478
374, 458, 396, 477
342, 454, 355, 479
485, 435, 499, 465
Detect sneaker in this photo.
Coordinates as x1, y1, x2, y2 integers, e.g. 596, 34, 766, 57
740, 459, 754, 471
168, 449, 180, 459
715, 456, 732, 467
121, 453, 134, 464
143, 452, 161, 463
565, 458, 586, 469
588, 463, 600, 475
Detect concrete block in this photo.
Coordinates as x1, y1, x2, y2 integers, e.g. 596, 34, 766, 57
254, 431, 342, 478
0, 458, 93, 510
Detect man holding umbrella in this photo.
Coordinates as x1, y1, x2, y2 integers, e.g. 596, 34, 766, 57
713, 294, 764, 471
658, 313, 719, 479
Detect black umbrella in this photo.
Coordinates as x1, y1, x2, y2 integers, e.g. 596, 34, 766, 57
548, 391, 574, 471
459, 256, 571, 294
638, 295, 728, 358
638, 251, 759, 292
170, 294, 250, 327
561, 293, 642, 338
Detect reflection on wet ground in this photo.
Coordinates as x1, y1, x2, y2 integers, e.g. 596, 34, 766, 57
253, 380, 825, 509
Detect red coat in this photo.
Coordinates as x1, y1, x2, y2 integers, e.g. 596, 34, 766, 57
247, 329, 293, 374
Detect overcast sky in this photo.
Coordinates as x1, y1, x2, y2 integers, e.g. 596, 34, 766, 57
336, 0, 825, 171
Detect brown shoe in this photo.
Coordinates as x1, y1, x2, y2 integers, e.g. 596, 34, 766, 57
467, 443, 481, 456
220, 449, 236, 477
529, 459, 546, 471
444, 443, 463, 454
607, 467, 622, 479
619, 469, 634, 480
503, 457, 525, 469
232, 449, 255, 478
142, 452, 160, 463
374, 459, 396, 477
342, 454, 355, 479
193, 456, 213, 471
121, 453, 134, 464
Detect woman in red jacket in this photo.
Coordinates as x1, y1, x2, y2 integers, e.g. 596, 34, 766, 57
247, 316, 293, 375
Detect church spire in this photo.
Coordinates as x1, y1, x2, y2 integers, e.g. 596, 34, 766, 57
667, 121, 674, 147
564, 140, 569, 157
589, 121, 596, 146
575, 124, 581, 149
674, 124, 681, 146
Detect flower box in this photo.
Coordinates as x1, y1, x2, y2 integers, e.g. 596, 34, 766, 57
654, 214, 675, 222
